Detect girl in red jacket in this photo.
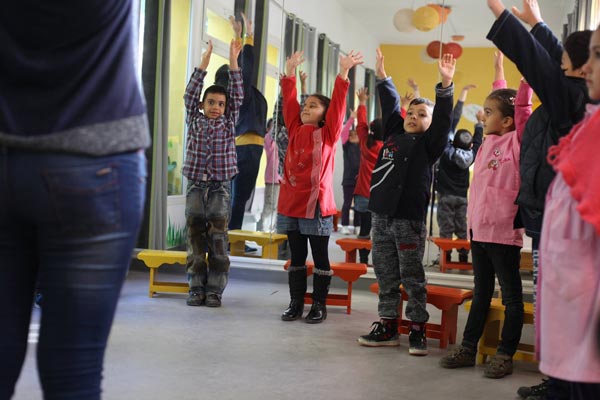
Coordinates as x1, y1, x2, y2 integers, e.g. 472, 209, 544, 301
278, 50, 363, 323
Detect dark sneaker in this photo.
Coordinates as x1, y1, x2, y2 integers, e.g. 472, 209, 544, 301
517, 379, 548, 399
408, 322, 428, 356
484, 353, 513, 379
357, 319, 400, 347
205, 293, 222, 308
439, 345, 476, 368
186, 291, 205, 306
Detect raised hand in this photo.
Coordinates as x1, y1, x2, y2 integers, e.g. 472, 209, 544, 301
487, 0, 507, 18
462, 84, 477, 92
511, 0, 543, 27
350, 109, 357, 119
285, 51, 304, 77
299, 70, 308, 94
240, 12, 253, 36
407, 78, 419, 91
476, 109, 484, 123
438, 53, 456, 88
199, 40, 213, 71
494, 51, 505, 81
400, 91, 415, 110
357, 87, 369, 104
229, 39, 242, 70
375, 48, 387, 79
340, 51, 364, 73
229, 15, 242, 38
459, 84, 477, 101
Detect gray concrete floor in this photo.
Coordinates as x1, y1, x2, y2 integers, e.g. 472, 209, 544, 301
13, 260, 541, 400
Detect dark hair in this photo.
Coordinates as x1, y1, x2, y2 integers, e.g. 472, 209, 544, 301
307, 93, 331, 127
214, 64, 230, 88
453, 129, 473, 150
486, 88, 517, 119
367, 118, 383, 148
564, 30, 593, 70
266, 118, 274, 131
409, 97, 434, 108
202, 84, 228, 104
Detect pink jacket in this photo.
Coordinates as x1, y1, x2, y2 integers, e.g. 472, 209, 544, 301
467, 80, 532, 246
263, 130, 281, 184
537, 104, 600, 382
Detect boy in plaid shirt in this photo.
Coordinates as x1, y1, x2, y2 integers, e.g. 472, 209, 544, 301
182, 39, 243, 308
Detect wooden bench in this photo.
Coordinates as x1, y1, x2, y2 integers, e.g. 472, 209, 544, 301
335, 237, 372, 263
228, 230, 287, 259
283, 260, 367, 314
465, 299, 536, 364
137, 249, 188, 297
369, 282, 473, 349
429, 237, 472, 273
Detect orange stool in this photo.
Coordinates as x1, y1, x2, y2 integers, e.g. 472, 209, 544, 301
429, 237, 472, 273
335, 237, 372, 263
369, 282, 473, 348
284, 260, 367, 314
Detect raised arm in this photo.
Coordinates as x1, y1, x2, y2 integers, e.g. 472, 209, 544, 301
341, 111, 356, 144
281, 51, 304, 134
472, 111, 484, 159
511, 0, 563, 62
226, 39, 244, 123
356, 87, 369, 142
426, 53, 456, 158
184, 41, 212, 123
487, 3, 581, 131
451, 84, 476, 132
375, 48, 402, 134
514, 79, 533, 142
322, 51, 361, 144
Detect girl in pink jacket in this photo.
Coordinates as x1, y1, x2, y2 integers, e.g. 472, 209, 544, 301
440, 53, 532, 379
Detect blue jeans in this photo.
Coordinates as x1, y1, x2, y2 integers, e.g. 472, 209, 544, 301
462, 240, 524, 356
229, 144, 262, 230
185, 180, 231, 296
0, 148, 146, 400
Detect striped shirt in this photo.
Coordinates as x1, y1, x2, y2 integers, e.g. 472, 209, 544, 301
182, 68, 243, 182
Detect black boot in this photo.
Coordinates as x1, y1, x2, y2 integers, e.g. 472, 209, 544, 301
306, 272, 331, 323
281, 267, 307, 321
281, 299, 304, 321
305, 300, 327, 323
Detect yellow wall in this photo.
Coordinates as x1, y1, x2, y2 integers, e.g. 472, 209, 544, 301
379, 44, 537, 132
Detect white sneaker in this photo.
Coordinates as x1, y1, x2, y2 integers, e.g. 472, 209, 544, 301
341, 226, 352, 235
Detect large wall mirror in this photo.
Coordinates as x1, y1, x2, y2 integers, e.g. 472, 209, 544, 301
153, 0, 586, 253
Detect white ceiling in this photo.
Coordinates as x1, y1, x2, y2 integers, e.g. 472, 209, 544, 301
335, 0, 570, 47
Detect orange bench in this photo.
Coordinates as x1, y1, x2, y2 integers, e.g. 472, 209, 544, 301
284, 260, 367, 314
369, 282, 473, 348
335, 237, 372, 263
429, 237, 472, 273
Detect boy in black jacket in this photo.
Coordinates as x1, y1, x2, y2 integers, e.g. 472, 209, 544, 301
357, 49, 455, 356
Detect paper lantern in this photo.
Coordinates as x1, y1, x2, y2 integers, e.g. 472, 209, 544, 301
427, 4, 452, 23
444, 42, 463, 59
412, 6, 440, 32
451, 35, 465, 42
426, 41, 442, 59
393, 9, 416, 33
420, 47, 438, 64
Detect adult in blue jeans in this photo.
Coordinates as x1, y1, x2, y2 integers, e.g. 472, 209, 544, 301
0, 1, 149, 399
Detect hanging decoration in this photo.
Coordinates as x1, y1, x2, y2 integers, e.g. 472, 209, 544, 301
412, 5, 440, 32
451, 35, 465, 42
393, 8, 416, 32
425, 41, 463, 59
427, 4, 452, 23
420, 47, 438, 64
426, 41, 442, 59
444, 42, 463, 59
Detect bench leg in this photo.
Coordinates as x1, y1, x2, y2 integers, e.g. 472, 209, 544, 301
439, 306, 458, 349
261, 243, 278, 259
148, 268, 156, 298
230, 241, 245, 256
346, 282, 353, 314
